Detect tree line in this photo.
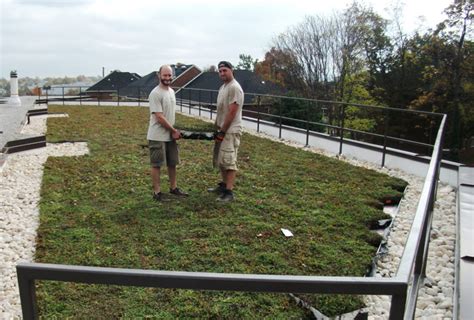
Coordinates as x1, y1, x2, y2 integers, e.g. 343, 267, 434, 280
239, 1, 473, 163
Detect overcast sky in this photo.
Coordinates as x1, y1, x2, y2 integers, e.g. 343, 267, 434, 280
0, 0, 453, 79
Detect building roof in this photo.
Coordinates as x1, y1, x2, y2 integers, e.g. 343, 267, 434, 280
119, 71, 158, 98
179, 70, 285, 104
86, 71, 141, 92
120, 65, 201, 98
171, 64, 194, 78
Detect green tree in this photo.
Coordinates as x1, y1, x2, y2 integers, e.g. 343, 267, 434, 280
341, 71, 379, 140
236, 54, 258, 71
407, 1, 473, 161
274, 91, 324, 132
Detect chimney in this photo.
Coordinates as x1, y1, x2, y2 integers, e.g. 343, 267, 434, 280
8, 70, 21, 106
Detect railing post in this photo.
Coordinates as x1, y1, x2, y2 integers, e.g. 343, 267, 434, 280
257, 96, 261, 133
98, 88, 101, 107
198, 89, 201, 116
188, 88, 191, 115
305, 101, 310, 147
382, 109, 389, 167
138, 87, 141, 107
415, 208, 433, 280
62, 87, 65, 106
46, 89, 49, 104
210, 91, 213, 120
17, 268, 38, 320
414, 180, 439, 281
338, 104, 345, 155
427, 119, 433, 155
180, 89, 183, 112
117, 88, 120, 107
389, 293, 407, 320
278, 99, 283, 139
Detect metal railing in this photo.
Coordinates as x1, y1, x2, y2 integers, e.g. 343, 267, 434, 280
19, 86, 447, 319
37, 85, 443, 167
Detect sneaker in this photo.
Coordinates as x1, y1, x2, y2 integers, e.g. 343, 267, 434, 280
153, 192, 163, 202
208, 182, 226, 194
217, 189, 234, 202
170, 187, 189, 197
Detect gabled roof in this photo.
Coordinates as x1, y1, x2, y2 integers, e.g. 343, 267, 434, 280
120, 65, 202, 98
181, 70, 285, 104
86, 71, 141, 92
171, 64, 194, 78
119, 71, 159, 98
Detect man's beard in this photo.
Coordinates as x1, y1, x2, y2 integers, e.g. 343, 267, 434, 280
160, 78, 172, 86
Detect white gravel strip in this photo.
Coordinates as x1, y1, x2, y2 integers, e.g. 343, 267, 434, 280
0, 115, 88, 319
0, 113, 455, 319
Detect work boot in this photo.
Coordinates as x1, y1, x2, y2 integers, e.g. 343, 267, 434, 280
152, 192, 163, 202
170, 187, 189, 197
217, 189, 234, 202
207, 182, 225, 194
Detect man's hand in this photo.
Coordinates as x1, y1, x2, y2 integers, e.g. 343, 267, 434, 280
214, 130, 225, 142
172, 129, 181, 140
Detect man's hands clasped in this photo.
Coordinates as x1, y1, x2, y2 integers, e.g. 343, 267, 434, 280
172, 129, 182, 140
214, 130, 225, 142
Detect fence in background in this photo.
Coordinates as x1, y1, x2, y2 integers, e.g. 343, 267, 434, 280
37, 86, 443, 167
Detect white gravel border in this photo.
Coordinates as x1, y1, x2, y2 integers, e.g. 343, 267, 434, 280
0, 114, 88, 319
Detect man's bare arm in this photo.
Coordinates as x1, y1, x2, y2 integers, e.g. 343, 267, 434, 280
154, 112, 181, 139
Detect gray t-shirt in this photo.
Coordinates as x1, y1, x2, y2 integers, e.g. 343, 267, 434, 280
147, 86, 176, 141
216, 79, 244, 134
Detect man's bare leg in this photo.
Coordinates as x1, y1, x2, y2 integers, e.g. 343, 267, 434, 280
168, 165, 177, 190
225, 170, 236, 190
151, 166, 161, 193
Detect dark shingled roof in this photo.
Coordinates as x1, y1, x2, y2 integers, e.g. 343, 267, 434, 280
178, 70, 285, 104
119, 65, 198, 98
119, 71, 158, 98
86, 71, 141, 92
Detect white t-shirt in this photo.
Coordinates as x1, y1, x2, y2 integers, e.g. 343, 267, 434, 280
147, 86, 176, 141
216, 79, 244, 134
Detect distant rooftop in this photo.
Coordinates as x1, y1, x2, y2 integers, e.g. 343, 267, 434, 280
86, 71, 141, 92
183, 70, 286, 104
119, 71, 158, 98
119, 65, 199, 98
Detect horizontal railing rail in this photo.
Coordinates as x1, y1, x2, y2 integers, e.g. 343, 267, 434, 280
38, 85, 442, 163
17, 262, 408, 320
395, 115, 446, 319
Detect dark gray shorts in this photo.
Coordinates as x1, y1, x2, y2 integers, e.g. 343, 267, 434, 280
149, 140, 179, 167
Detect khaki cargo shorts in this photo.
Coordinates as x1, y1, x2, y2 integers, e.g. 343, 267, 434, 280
149, 140, 180, 167
213, 133, 241, 171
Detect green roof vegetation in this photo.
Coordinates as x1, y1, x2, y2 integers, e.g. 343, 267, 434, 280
36, 105, 407, 318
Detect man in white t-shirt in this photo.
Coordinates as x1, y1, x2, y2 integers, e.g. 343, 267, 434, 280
147, 65, 188, 201
208, 61, 244, 202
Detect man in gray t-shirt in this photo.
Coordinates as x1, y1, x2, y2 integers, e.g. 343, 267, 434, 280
208, 61, 244, 202
147, 65, 188, 201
